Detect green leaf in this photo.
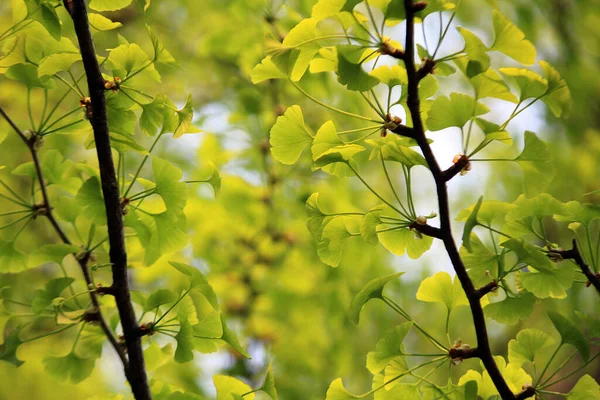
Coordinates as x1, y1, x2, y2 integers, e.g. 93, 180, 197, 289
360, 205, 384, 245
76, 177, 106, 225
484, 293, 535, 325
88, 13, 122, 32
457, 200, 514, 226
139, 94, 177, 136
378, 227, 433, 259
326, 378, 360, 400
89, 0, 133, 12
144, 342, 172, 372
548, 311, 589, 361
490, 10, 536, 65
144, 289, 178, 312
251, 56, 288, 84
106, 43, 160, 82
416, 272, 468, 310
311, 121, 356, 177
174, 321, 194, 363
172, 95, 202, 138
348, 272, 404, 325
280, 18, 320, 81
147, 25, 175, 64
336, 45, 379, 92
568, 375, 600, 400
379, 141, 428, 169
474, 118, 512, 145
457, 27, 490, 77
461, 196, 483, 252
32, 277, 75, 314
503, 239, 554, 271
506, 193, 564, 221
6, 63, 54, 89
555, 201, 600, 227
366, 322, 412, 374
152, 157, 187, 215
515, 131, 555, 198
460, 234, 498, 287
427, 93, 489, 131
0, 326, 25, 367
499, 68, 547, 101
370, 65, 407, 88
539, 60, 571, 117
458, 356, 532, 399
0, 240, 29, 273
508, 329, 555, 367
270, 105, 313, 165
517, 265, 574, 299
38, 53, 81, 77
214, 375, 255, 400
221, 316, 250, 358
44, 351, 95, 384
317, 217, 354, 267
259, 361, 278, 400
168, 262, 219, 310
33, 4, 61, 40
314, 144, 365, 168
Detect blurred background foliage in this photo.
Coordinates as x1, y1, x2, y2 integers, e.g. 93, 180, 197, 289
0, 0, 598, 399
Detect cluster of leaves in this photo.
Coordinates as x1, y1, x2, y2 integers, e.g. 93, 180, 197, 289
252, 0, 600, 398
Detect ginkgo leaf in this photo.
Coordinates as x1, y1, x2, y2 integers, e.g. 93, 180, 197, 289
379, 141, 428, 169
568, 375, 600, 400
0, 240, 29, 273
251, 56, 288, 83
460, 234, 498, 286
360, 205, 384, 245
174, 321, 195, 363
76, 177, 106, 225
456, 200, 514, 225
506, 193, 564, 221
88, 13, 122, 32
507, 329, 555, 367
270, 105, 313, 165
172, 95, 202, 138
378, 227, 433, 259
144, 289, 178, 312
221, 316, 251, 358
106, 43, 160, 82
555, 201, 600, 226
38, 53, 81, 76
514, 131, 555, 198
539, 60, 571, 117
474, 118, 512, 144
370, 65, 407, 88
458, 356, 532, 399
499, 68, 547, 101
427, 93, 489, 131
152, 157, 187, 215
457, 27, 490, 77
43, 352, 96, 384
259, 361, 278, 400
314, 144, 365, 168
214, 375, 255, 400
31, 277, 75, 314
490, 10, 536, 65
311, 121, 355, 177
147, 25, 175, 64
461, 196, 483, 252
89, 0, 133, 12
317, 217, 353, 267
484, 293, 535, 325
326, 378, 360, 400
517, 265, 575, 299
311, 0, 346, 21
336, 45, 380, 92
0, 326, 25, 367
348, 272, 404, 325
416, 272, 468, 310
168, 262, 219, 310
548, 311, 590, 362
366, 322, 412, 374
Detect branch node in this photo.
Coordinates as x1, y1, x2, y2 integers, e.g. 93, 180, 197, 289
473, 280, 498, 299
515, 385, 536, 400
417, 57, 436, 80
379, 40, 405, 60
412, 1, 428, 12
442, 154, 470, 181
81, 306, 101, 324
96, 284, 116, 296
449, 342, 478, 365
409, 220, 442, 239
104, 77, 121, 92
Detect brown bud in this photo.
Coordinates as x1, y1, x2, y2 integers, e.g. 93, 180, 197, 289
413, 1, 428, 12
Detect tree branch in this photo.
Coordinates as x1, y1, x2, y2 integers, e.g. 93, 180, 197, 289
552, 239, 600, 293
65, 2, 151, 399
0, 106, 127, 368
399, 1, 517, 398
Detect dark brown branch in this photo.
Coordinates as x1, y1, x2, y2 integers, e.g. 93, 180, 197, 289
442, 155, 470, 181
399, 1, 517, 398
66, 2, 151, 399
472, 280, 499, 299
515, 386, 536, 400
552, 239, 600, 293
389, 124, 417, 138
0, 106, 127, 367
449, 346, 479, 361
410, 221, 442, 239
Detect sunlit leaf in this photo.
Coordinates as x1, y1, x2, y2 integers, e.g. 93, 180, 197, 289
427, 93, 489, 131
490, 10, 536, 65
548, 311, 589, 362
270, 105, 313, 165
348, 271, 404, 325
